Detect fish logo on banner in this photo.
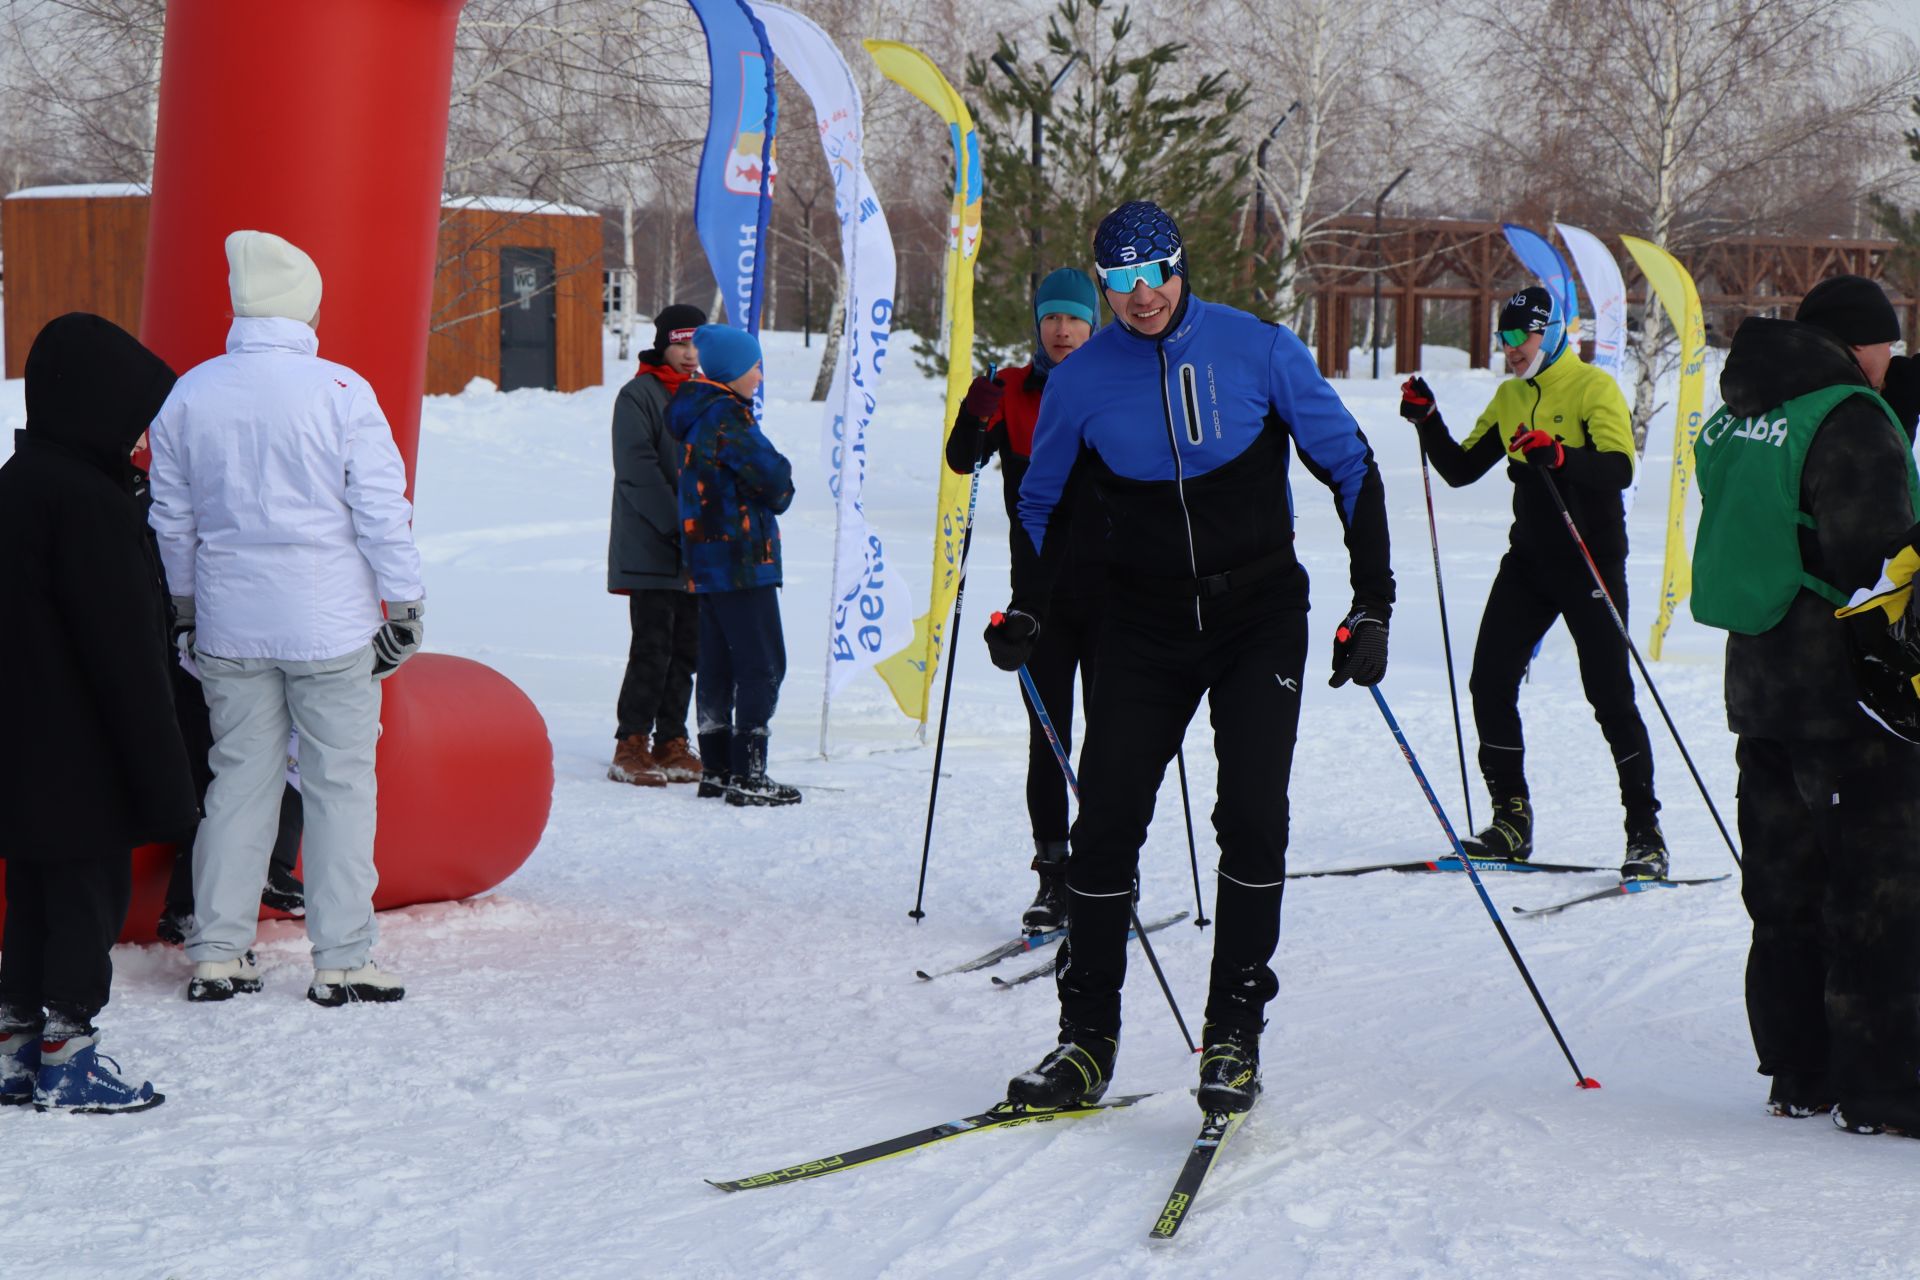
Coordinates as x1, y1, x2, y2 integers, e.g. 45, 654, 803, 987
687, 0, 776, 336
723, 52, 775, 195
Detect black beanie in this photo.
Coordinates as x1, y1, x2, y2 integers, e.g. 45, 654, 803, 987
1796, 275, 1899, 346
1498, 286, 1554, 335
651, 304, 708, 355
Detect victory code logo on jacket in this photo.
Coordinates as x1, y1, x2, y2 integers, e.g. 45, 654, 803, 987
666, 378, 795, 593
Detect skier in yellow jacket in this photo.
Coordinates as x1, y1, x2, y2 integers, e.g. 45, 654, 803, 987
1398, 286, 1666, 880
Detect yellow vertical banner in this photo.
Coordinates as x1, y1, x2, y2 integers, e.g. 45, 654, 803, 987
1619, 235, 1707, 661
864, 40, 982, 725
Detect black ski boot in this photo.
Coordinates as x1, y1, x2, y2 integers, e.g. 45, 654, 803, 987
1460, 793, 1532, 861
697, 730, 732, 799
1621, 822, 1669, 881
261, 865, 305, 916
727, 735, 801, 808
1006, 1025, 1117, 1109
1767, 1070, 1834, 1119
1022, 840, 1070, 934
1196, 1024, 1262, 1114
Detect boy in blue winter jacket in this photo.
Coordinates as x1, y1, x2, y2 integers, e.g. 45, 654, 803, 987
667, 325, 800, 806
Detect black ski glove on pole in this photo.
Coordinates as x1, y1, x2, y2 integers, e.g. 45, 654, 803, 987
1329, 607, 1389, 688
1399, 376, 1438, 425
984, 608, 1040, 673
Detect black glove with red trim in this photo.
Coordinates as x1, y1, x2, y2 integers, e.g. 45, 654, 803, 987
1329, 607, 1389, 688
984, 608, 1040, 673
1510, 428, 1564, 469
1399, 376, 1438, 425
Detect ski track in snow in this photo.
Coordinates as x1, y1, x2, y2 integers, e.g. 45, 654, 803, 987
2, 335, 1915, 1279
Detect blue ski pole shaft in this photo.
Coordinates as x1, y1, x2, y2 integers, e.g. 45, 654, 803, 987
1014, 659, 1196, 1055
1175, 749, 1210, 927
1418, 441, 1475, 834
1366, 684, 1599, 1089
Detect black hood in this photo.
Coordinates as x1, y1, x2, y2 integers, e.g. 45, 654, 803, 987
23, 312, 176, 476
1720, 316, 1866, 417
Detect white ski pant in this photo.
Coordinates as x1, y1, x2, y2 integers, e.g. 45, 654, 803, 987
186, 646, 380, 970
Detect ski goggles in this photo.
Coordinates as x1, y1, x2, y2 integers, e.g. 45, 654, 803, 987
1096, 249, 1182, 294
1497, 327, 1536, 348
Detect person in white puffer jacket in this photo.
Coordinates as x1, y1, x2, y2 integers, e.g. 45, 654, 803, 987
147, 229, 425, 1009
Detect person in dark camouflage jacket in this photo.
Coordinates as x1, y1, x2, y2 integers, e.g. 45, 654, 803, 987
666, 325, 800, 807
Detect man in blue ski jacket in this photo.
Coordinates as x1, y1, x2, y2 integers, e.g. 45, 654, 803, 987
983, 201, 1394, 1115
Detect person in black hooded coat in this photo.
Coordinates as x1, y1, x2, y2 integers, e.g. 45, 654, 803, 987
1710, 292, 1920, 1136
0, 313, 198, 1112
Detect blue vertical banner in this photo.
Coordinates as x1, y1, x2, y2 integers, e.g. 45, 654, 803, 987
689, 0, 777, 335
1501, 222, 1579, 338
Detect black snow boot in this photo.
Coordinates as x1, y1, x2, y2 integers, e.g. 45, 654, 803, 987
1022, 840, 1070, 934
697, 730, 732, 799
1006, 1025, 1117, 1109
727, 735, 801, 808
1620, 821, 1669, 881
1767, 1070, 1834, 1119
1460, 793, 1532, 861
1197, 1024, 1262, 1114
261, 865, 306, 916
1833, 1088, 1920, 1137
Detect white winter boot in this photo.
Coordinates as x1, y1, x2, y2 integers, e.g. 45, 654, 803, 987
308, 961, 406, 1007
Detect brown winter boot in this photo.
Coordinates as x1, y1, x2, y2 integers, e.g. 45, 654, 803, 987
652, 736, 702, 784
608, 734, 666, 786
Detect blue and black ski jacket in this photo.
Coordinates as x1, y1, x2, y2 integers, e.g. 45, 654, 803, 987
1015, 295, 1393, 627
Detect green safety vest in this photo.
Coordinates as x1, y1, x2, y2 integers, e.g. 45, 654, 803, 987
1692, 384, 1920, 635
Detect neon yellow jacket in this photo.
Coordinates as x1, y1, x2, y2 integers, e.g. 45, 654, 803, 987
1420, 347, 1636, 560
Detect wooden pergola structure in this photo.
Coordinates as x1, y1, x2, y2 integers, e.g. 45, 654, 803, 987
1299, 215, 1920, 378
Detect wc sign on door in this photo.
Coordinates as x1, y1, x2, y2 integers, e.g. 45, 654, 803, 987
512, 265, 538, 309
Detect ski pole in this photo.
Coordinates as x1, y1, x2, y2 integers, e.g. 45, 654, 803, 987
1532, 469, 1742, 869
1418, 440, 1476, 834
909, 375, 995, 921
1174, 749, 1211, 928
1011, 653, 1197, 1055
1364, 682, 1600, 1090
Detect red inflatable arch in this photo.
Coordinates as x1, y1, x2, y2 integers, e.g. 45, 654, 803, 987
0, 0, 552, 943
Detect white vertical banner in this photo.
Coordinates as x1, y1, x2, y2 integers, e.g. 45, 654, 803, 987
751, 3, 913, 743
1556, 222, 1628, 381
1557, 221, 1640, 506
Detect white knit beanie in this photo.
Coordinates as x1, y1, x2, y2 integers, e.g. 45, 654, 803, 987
226, 230, 322, 325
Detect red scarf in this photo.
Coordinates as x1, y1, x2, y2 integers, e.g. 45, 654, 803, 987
641, 361, 693, 394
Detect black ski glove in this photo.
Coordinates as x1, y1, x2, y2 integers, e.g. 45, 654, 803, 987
169, 595, 196, 658
984, 608, 1040, 673
1399, 376, 1438, 425
1329, 607, 1389, 688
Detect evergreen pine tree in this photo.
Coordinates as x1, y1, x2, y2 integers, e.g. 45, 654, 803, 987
953, 0, 1255, 371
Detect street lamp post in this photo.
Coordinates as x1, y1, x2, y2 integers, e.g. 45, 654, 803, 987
1371, 166, 1411, 379
1252, 100, 1301, 306
992, 50, 1082, 298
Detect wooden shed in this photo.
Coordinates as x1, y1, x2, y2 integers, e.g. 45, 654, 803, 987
3, 187, 604, 394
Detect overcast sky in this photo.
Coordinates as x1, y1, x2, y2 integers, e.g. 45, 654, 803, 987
1869, 0, 1920, 41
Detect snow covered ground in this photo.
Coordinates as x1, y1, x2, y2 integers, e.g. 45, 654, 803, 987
3, 327, 1915, 1280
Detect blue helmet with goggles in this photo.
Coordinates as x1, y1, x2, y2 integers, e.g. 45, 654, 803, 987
1093, 200, 1186, 295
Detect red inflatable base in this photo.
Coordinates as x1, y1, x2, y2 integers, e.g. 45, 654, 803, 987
0, 653, 552, 945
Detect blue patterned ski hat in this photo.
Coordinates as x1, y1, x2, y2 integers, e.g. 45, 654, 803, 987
1093, 201, 1186, 279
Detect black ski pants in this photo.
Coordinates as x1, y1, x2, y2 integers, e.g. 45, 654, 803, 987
696, 585, 787, 777
0, 851, 132, 1032
617, 588, 699, 743
1468, 547, 1657, 827
1738, 733, 1920, 1095
1022, 589, 1105, 845
1058, 587, 1307, 1039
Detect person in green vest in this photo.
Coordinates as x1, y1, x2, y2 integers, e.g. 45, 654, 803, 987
1399, 286, 1665, 879
1692, 275, 1920, 1135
